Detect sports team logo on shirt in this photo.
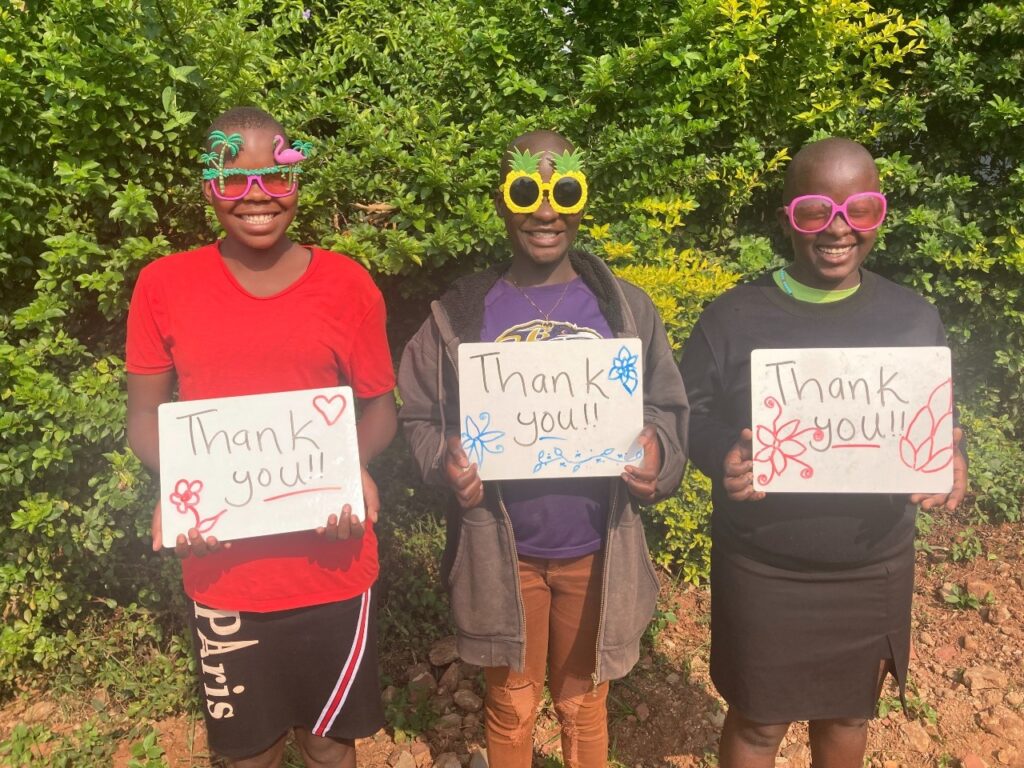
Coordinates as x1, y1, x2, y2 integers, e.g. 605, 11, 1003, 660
496, 319, 603, 343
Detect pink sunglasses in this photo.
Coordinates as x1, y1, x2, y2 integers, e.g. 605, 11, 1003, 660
207, 168, 300, 201
785, 192, 887, 234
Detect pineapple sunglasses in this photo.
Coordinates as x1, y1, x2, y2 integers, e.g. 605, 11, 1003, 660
501, 147, 589, 215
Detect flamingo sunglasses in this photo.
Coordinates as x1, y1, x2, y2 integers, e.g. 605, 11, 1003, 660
203, 165, 302, 201
784, 192, 887, 234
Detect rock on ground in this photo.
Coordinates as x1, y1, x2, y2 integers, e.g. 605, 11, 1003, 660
434, 753, 461, 768
429, 636, 460, 667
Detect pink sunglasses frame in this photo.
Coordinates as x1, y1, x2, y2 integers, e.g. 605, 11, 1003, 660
784, 192, 888, 234
208, 172, 299, 202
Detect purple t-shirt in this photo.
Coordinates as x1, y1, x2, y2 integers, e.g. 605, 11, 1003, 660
480, 277, 614, 559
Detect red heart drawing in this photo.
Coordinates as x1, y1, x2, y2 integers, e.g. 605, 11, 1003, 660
313, 394, 347, 426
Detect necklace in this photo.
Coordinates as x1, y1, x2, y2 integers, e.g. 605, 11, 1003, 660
507, 275, 573, 322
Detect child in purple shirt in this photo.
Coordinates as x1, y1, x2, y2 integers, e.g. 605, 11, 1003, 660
398, 130, 689, 768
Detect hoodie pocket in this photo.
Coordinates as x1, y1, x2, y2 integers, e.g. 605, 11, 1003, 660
602, 515, 659, 650
447, 509, 520, 640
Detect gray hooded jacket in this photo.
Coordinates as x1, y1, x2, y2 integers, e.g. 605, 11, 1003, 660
397, 251, 689, 683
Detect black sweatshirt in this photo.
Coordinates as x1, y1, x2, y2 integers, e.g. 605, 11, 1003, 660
680, 269, 947, 570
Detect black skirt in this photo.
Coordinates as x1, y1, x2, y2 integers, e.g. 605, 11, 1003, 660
709, 543, 913, 723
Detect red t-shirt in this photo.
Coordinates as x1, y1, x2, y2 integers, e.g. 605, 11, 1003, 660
126, 243, 395, 612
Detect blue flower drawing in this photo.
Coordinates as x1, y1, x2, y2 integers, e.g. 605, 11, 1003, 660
461, 412, 505, 467
607, 345, 639, 395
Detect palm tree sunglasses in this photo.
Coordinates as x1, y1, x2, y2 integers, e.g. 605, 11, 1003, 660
202, 166, 303, 201
200, 131, 313, 200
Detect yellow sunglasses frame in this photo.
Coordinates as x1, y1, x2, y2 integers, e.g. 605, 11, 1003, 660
501, 170, 589, 215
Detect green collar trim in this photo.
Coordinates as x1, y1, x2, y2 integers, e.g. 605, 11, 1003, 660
774, 268, 860, 303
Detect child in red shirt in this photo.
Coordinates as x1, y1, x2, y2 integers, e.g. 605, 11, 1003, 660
126, 106, 396, 767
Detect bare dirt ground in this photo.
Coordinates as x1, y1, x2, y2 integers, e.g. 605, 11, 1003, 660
3, 515, 1022, 767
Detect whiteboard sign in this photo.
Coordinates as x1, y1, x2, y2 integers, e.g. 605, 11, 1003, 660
157, 387, 363, 545
751, 347, 953, 493
458, 339, 644, 480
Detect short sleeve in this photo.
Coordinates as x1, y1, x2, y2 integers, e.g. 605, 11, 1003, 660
347, 290, 396, 399
126, 266, 174, 374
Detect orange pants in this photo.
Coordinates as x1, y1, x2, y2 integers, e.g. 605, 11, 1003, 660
483, 553, 609, 768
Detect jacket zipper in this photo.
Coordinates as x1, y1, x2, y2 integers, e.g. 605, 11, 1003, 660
496, 483, 528, 671
592, 480, 620, 690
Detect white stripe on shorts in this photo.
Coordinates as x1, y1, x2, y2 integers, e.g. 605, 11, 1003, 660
312, 586, 372, 736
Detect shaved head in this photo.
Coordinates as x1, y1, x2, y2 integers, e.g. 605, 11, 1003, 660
500, 130, 574, 178
783, 137, 878, 203
205, 106, 285, 151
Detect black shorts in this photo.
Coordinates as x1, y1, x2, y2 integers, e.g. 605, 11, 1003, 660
187, 587, 385, 759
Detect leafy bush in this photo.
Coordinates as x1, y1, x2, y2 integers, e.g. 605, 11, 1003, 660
1, 0, 1021, 698
960, 407, 1024, 523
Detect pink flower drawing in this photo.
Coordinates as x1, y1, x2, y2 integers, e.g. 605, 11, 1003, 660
899, 379, 955, 473
753, 397, 825, 486
169, 478, 226, 534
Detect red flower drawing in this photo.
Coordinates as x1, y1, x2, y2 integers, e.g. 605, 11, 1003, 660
899, 379, 954, 473
169, 478, 226, 534
170, 479, 203, 514
753, 397, 825, 486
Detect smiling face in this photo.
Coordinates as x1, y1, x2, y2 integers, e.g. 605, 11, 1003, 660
778, 139, 881, 291
203, 126, 298, 253
496, 133, 582, 275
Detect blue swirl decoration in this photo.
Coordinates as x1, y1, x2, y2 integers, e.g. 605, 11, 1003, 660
461, 412, 506, 466
533, 446, 644, 474
608, 345, 639, 395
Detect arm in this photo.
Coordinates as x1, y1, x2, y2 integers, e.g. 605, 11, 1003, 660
355, 391, 397, 525
678, 320, 741, 483
126, 371, 174, 475
317, 389, 398, 544
397, 315, 456, 487
356, 391, 398, 467
623, 290, 689, 504
398, 314, 485, 509
907, 425, 967, 512
907, 320, 968, 511
679, 320, 764, 502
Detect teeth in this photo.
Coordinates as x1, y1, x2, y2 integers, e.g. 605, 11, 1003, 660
241, 214, 274, 224
818, 246, 851, 255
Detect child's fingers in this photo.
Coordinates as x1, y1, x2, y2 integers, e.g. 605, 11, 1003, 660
457, 478, 484, 509
336, 508, 352, 540
317, 513, 340, 540
736, 428, 755, 461
348, 511, 365, 539
633, 425, 660, 471
445, 435, 471, 468
188, 528, 209, 557
443, 436, 484, 508
724, 469, 764, 502
622, 471, 657, 502
174, 533, 190, 558
912, 444, 968, 510
445, 453, 479, 486
724, 459, 753, 477
946, 438, 969, 510
453, 468, 484, 508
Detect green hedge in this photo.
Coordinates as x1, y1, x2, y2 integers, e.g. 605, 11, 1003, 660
1, 0, 1021, 692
